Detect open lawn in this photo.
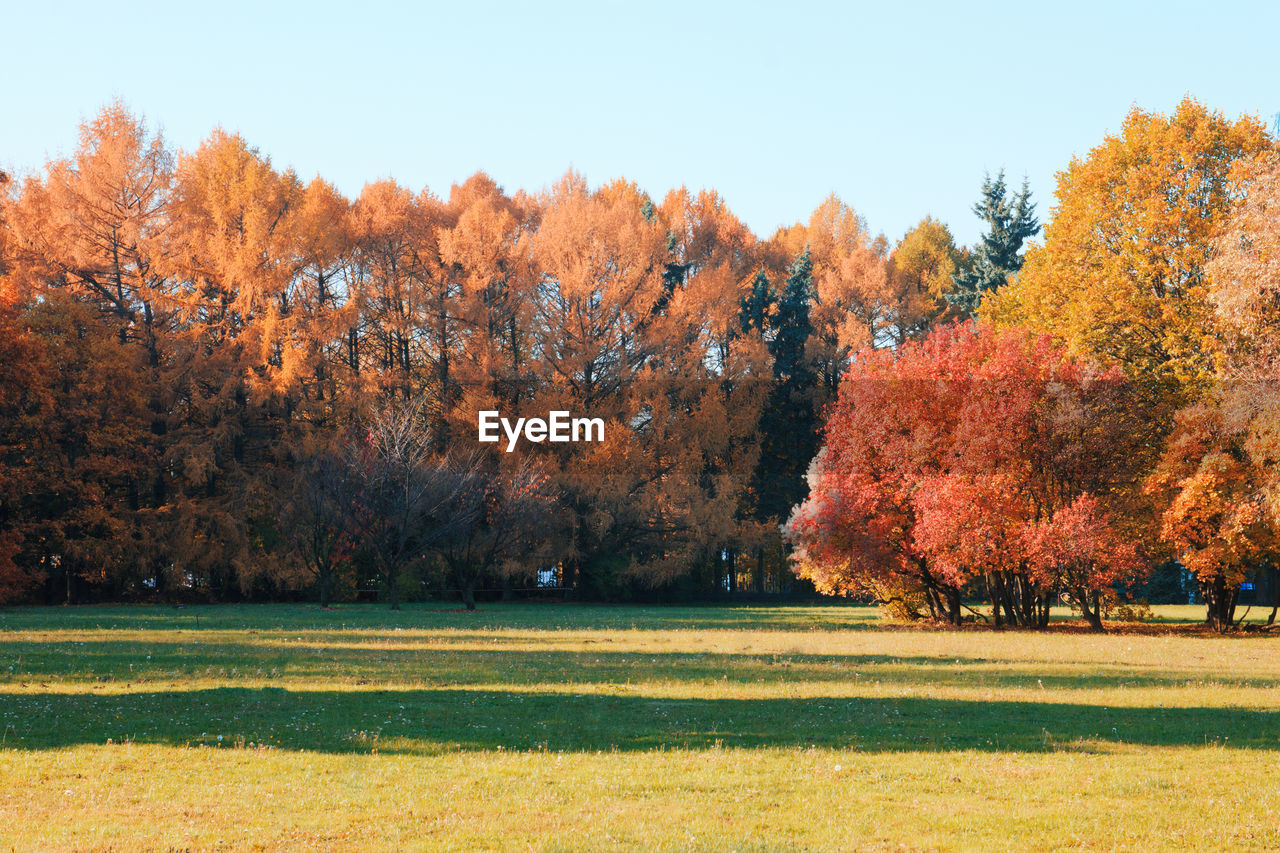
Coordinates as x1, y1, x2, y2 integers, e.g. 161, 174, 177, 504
1, 603, 1278, 851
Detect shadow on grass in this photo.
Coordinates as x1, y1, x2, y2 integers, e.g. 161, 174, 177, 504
2, 687, 1275, 754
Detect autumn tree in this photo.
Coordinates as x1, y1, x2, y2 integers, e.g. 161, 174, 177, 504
349, 180, 442, 401
1143, 154, 1280, 630
771, 195, 892, 385
655, 187, 769, 591
152, 129, 309, 596
1146, 393, 1276, 631
520, 175, 769, 596
1212, 150, 1280, 623
1023, 495, 1145, 631
5, 103, 173, 362
0, 290, 154, 602
438, 173, 538, 445
784, 331, 966, 622
1208, 151, 1280, 376
786, 322, 1150, 628
280, 177, 361, 423
524, 175, 666, 595
0, 295, 53, 601
984, 98, 1270, 392
884, 217, 962, 343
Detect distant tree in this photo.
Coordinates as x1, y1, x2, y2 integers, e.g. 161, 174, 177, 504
349, 400, 478, 609
157, 130, 308, 596
885, 217, 962, 343
1022, 495, 1145, 632
786, 322, 1150, 629
1137, 561, 1195, 605
278, 176, 360, 421
349, 178, 443, 402
948, 171, 1039, 315
280, 444, 360, 608
436, 455, 557, 610
1146, 391, 1277, 632
654, 186, 771, 593
0, 295, 52, 602
525, 173, 666, 597
738, 269, 772, 335
753, 248, 820, 525
0, 291, 153, 603
4, 102, 173, 352
984, 97, 1270, 392
438, 172, 537, 431
770, 248, 815, 381
778, 195, 891, 385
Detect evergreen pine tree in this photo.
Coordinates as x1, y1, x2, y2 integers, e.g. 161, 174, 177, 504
753, 248, 819, 524
738, 269, 772, 335
769, 249, 815, 382
948, 171, 1040, 315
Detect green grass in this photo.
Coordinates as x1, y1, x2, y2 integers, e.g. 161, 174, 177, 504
0, 603, 1278, 851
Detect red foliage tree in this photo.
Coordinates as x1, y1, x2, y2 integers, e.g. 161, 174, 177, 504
1023, 495, 1145, 631
786, 322, 1150, 629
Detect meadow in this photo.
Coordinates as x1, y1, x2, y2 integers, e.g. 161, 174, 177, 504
1, 603, 1278, 851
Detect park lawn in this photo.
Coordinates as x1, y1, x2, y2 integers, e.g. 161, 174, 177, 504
0, 604, 1278, 851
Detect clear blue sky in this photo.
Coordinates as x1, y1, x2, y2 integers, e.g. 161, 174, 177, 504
3, 0, 1277, 247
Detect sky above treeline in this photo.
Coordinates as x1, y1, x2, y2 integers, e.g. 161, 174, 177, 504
3, 0, 1278, 248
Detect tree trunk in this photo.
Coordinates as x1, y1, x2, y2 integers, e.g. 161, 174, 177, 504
986, 573, 1004, 627
945, 588, 962, 626
1078, 588, 1104, 632
923, 585, 942, 621
387, 567, 401, 611
1016, 575, 1036, 627
999, 576, 1017, 626
754, 548, 765, 593
1202, 574, 1238, 633
563, 558, 577, 601
1032, 588, 1052, 630
1265, 566, 1279, 627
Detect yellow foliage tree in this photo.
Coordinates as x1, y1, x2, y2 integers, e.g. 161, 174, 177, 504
983, 97, 1270, 394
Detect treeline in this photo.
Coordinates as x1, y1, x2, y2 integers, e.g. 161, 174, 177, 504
0, 102, 980, 607
786, 97, 1280, 632
6, 98, 1278, 627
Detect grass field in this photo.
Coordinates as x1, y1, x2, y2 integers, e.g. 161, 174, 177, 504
1, 603, 1278, 851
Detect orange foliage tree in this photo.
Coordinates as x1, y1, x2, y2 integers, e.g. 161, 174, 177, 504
1146, 394, 1276, 630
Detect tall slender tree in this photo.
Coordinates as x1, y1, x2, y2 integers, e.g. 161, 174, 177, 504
948, 171, 1039, 315
753, 248, 819, 526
